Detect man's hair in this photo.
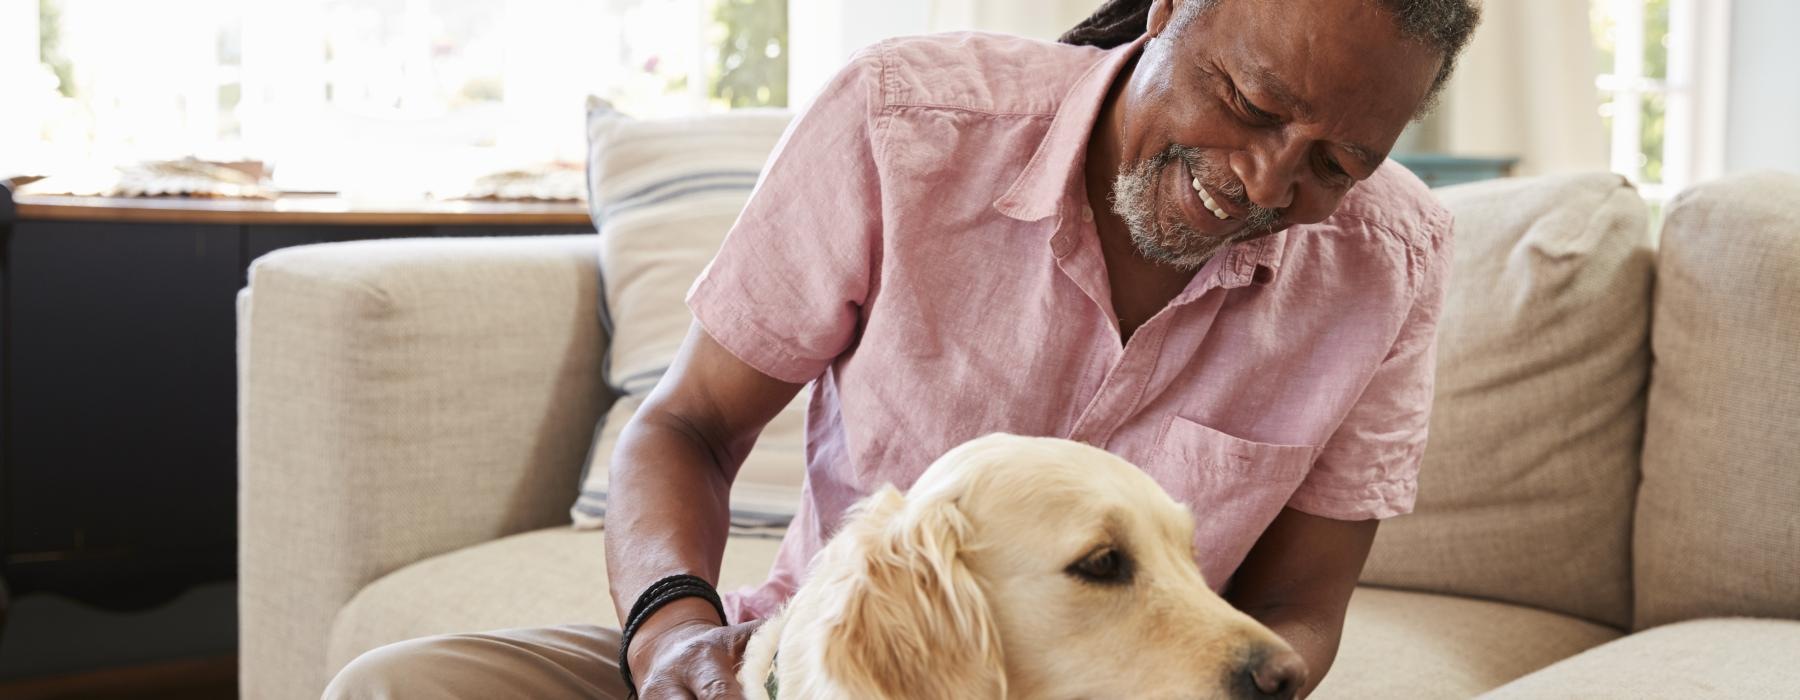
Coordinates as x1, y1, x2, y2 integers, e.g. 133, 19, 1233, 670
1060, 0, 1482, 111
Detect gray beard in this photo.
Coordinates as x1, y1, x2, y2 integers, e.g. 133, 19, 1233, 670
1109, 144, 1280, 271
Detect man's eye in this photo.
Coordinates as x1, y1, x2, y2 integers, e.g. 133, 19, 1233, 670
1232, 87, 1279, 125
1317, 152, 1352, 184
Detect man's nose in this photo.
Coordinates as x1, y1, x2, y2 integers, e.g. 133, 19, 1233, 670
1228, 139, 1305, 211
1236, 646, 1307, 700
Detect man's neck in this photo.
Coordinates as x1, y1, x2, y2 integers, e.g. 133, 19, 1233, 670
1083, 53, 1135, 241
1080, 53, 1203, 343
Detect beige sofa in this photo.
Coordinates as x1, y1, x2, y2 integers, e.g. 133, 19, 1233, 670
237, 170, 1800, 699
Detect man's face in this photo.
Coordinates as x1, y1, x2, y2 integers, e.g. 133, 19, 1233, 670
1110, 0, 1443, 269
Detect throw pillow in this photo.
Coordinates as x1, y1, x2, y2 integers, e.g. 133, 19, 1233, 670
571, 98, 801, 535
1359, 172, 1653, 629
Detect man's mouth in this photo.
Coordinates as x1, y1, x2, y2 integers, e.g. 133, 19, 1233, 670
1191, 175, 1231, 220
1177, 158, 1241, 231
1178, 153, 1284, 234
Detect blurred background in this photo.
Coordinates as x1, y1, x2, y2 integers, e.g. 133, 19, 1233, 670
0, 0, 1795, 697
2, 0, 1794, 202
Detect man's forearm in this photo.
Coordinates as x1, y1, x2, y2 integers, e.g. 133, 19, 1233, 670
603, 414, 738, 623
1246, 603, 1345, 699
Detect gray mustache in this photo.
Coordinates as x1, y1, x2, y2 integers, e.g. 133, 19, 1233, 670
1170, 145, 1283, 232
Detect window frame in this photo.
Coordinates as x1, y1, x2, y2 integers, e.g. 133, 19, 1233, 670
1597, 0, 1732, 201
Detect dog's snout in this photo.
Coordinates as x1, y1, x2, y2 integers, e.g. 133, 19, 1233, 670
1237, 646, 1307, 700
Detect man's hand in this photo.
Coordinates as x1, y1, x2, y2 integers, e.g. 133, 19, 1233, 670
628, 608, 765, 700
1225, 507, 1378, 698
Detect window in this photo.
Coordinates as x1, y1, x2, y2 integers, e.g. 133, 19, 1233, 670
1591, 0, 1731, 203
11, 0, 786, 195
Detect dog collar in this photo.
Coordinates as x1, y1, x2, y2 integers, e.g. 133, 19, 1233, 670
764, 653, 779, 699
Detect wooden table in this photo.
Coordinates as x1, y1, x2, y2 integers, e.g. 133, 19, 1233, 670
10, 192, 592, 227
0, 186, 594, 613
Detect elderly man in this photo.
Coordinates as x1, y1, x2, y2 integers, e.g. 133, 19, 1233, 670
327, 0, 1480, 697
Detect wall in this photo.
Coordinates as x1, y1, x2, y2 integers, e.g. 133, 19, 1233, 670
787, 0, 1097, 107
787, 0, 932, 107
1, 0, 43, 176
1725, 0, 1800, 174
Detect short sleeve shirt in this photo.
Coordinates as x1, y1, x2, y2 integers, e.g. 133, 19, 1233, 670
686, 32, 1455, 623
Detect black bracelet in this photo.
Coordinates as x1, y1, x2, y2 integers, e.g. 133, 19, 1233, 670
618, 574, 727, 698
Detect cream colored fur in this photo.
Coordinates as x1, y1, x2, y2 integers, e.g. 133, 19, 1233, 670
738, 433, 1296, 699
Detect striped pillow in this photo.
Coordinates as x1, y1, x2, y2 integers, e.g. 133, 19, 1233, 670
571, 98, 804, 537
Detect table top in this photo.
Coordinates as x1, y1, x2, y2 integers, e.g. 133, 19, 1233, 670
9, 193, 593, 227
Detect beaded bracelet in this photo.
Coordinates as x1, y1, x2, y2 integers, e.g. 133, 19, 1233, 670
618, 573, 728, 698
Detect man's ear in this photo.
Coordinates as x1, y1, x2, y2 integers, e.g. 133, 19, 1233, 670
1146, 0, 1178, 38
825, 489, 1005, 698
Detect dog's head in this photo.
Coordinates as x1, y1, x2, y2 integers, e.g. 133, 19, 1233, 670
814, 433, 1304, 699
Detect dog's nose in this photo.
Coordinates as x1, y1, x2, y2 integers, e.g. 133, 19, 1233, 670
1240, 647, 1306, 699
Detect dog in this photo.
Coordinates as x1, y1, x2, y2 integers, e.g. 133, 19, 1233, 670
737, 433, 1306, 699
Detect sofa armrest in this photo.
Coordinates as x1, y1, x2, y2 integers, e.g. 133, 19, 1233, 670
237, 234, 610, 700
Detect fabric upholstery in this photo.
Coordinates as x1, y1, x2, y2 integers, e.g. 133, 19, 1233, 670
326, 536, 1621, 700
572, 99, 806, 530
1483, 618, 1800, 698
1311, 586, 1622, 699
1634, 171, 1800, 630
325, 528, 783, 678
1359, 173, 1652, 629
238, 235, 610, 700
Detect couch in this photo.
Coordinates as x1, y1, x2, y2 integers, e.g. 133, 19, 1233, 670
237, 167, 1800, 699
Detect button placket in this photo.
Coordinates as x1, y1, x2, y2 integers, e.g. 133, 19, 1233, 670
1069, 315, 1172, 447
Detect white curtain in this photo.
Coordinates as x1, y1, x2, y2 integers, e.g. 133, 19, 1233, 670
1409, 0, 1608, 175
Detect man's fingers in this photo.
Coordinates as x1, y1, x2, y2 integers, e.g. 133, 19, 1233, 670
726, 620, 763, 656
639, 678, 699, 700
644, 621, 759, 700
692, 672, 743, 700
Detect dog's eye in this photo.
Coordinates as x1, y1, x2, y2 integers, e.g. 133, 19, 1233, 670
1067, 547, 1132, 584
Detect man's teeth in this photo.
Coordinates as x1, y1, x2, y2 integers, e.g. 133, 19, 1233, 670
1191, 177, 1230, 220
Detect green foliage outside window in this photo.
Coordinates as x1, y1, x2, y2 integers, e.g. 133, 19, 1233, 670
710, 0, 787, 108
40, 0, 74, 97
1590, 0, 1669, 183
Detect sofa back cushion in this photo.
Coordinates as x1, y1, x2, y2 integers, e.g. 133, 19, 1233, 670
570, 99, 805, 531
1634, 170, 1800, 630
1360, 173, 1652, 629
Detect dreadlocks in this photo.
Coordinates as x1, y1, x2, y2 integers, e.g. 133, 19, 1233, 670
1059, 0, 1483, 108
1058, 0, 1155, 49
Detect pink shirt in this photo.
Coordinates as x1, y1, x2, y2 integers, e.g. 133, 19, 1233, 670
688, 32, 1453, 623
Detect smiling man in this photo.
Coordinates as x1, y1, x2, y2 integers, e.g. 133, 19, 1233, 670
326, 1, 1480, 698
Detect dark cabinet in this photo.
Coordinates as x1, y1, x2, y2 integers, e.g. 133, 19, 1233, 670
6, 222, 242, 608
0, 189, 593, 613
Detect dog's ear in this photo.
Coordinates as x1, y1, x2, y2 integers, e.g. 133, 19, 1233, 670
826, 487, 1006, 698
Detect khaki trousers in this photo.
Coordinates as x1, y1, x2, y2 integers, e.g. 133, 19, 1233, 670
323, 625, 632, 699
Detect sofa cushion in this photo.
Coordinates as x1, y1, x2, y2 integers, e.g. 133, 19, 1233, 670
1483, 618, 1800, 698
325, 527, 783, 677
1359, 173, 1652, 629
571, 99, 807, 531
1635, 171, 1800, 630
1313, 586, 1621, 699
326, 532, 1612, 697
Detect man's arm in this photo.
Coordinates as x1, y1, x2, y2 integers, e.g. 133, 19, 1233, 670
1224, 507, 1378, 698
604, 322, 804, 696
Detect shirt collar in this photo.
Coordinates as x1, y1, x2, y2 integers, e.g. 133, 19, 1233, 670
993, 36, 1285, 287
992, 36, 1146, 224
1217, 231, 1288, 289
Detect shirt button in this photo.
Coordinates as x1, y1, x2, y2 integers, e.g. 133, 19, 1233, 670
1080, 206, 1094, 222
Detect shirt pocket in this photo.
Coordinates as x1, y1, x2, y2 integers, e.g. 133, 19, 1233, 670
1156, 415, 1320, 485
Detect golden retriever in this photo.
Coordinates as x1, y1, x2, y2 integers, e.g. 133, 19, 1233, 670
737, 433, 1305, 699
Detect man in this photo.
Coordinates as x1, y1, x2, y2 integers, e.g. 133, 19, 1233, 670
327, 0, 1480, 697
